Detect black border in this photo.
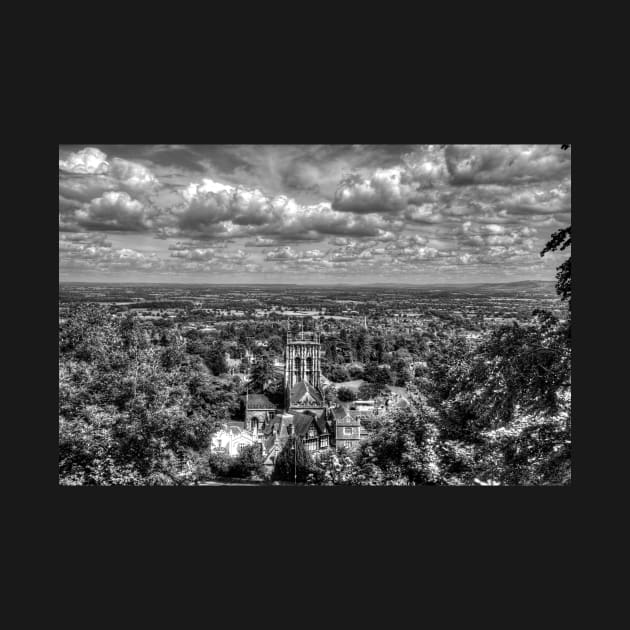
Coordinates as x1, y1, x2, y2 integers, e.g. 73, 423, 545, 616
25, 58, 590, 616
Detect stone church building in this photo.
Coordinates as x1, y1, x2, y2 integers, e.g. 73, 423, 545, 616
229, 325, 362, 467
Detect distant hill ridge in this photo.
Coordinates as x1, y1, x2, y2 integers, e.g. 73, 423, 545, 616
60, 280, 554, 289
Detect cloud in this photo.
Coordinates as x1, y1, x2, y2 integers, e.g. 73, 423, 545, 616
60, 149, 158, 195
70, 191, 151, 232
59, 145, 570, 282
264, 246, 327, 264
108, 158, 159, 192
168, 243, 248, 263
244, 236, 278, 247
59, 147, 109, 174
167, 177, 404, 243
59, 232, 112, 247
59, 238, 163, 273
444, 145, 570, 186
332, 168, 410, 214
264, 246, 300, 261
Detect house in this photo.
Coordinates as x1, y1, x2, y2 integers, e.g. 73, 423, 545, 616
210, 422, 257, 457
255, 410, 332, 473
291, 412, 331, 454
330, 405, 362, 452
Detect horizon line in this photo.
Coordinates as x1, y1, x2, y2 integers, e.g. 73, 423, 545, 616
59, 279, 555, 287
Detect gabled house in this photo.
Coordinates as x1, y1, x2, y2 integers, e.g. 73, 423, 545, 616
210, 422, 257, 457
291, 412, 331, 454
330, 405, 362, 452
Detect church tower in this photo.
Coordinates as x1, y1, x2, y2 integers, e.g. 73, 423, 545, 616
284, 324, 324, 412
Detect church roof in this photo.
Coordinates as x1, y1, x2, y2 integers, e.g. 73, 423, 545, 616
242, 394, 276, 409
291, 412, 329, 437
289, 380, 323, 405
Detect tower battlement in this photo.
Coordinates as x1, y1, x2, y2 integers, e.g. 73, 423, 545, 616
286, 330, 320, 344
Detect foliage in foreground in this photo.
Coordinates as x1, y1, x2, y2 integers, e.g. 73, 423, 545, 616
59, 306, 239, 485
304, 223, 571, 486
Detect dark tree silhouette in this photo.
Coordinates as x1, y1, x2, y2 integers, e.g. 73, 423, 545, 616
541, 226, 571, 305
272, 436, 313, 483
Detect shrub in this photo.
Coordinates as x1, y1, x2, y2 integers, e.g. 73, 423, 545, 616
329, 365, 350, 382
337, 387, 357, 402
229, 445, 265, 479
207, 451, 232, 477
348, 365, 365, 379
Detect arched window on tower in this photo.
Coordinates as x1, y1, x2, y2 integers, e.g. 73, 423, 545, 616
306, 356, 313, 373
294, 356, 301, 373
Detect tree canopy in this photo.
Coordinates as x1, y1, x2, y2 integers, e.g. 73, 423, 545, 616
59, 306, 239, 485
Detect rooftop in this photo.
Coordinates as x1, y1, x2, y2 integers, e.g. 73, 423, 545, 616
290, 380, 323, 406
242, 394, 276, 409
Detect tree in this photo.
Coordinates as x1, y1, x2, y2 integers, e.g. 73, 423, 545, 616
413, 204, 572, 485
337, 386, 357, 402
358, 381, 387, 400
363, 363, 392, 386
249, 353, 277, 394
328, 364, 350, 382
541, 225, 571, 307
59, 306, 237, 485
229, 445, 265, 479
267, 335, 284, 356
348, 365, 365, 379
272, 436, 313, 483
354, 331, 372, 363
353, 406, 442, 485
207, 451, 232, 477
307, 449, 357, 485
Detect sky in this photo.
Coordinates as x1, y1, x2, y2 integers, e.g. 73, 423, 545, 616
59, 144, 571, 284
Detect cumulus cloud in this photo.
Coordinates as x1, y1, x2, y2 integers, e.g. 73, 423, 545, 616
59, 148, 158, 196
59, 147, 110, 174
168, 177, 403, 244
71, 191, 150, 232
332, 168, 410, 214
59, 144, 570, 281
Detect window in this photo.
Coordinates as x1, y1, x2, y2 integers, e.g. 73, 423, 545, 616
308, 428, 316, 438
307, 441, 317, 452
320, 437, 328, 448
343, 427, 353, 435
